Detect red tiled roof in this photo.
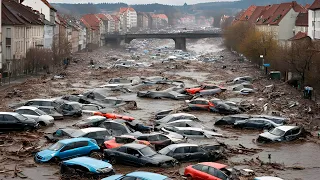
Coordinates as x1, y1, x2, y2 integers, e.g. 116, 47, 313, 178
152, 14, 168, 19
80, 18, 90, 29
295, 12, 308, 26
81, 14, 101, 30
119, 7, 135, 14
40, 0, 57, 12
255, 4, 280, 25
309, 0, 320, 10
96, 14, 108, 21
305, 4, 311, 9
248, 5, 270, 24
269, 1, 306, 25
2, 0, 43, 25
289, 31, 309, 40
239, 5, 257, 21
111, 15, 120, 21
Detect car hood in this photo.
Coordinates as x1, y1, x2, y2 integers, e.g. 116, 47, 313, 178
39, 115, 54, 121
149, 154, 175, 163
259, 132, 281, 141
37, 149, 56, 158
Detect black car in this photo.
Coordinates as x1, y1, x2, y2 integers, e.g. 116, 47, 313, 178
133, 133, 175, 150
233, 118, 282, 130
214, 114, 250, 125
137, 90, 192, 100
209, 99, 241, 115
158, 143, 223, 162
56, 102, 82, 117
0, 112, 38, 131
103, 143, 178, 167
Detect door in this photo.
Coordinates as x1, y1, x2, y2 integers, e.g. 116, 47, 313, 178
126, 148, 142, 166
172, 147, 188, 161
195, 165, 211, 180
72, 141, 90, 156
4, 115, 21, 130
284, 128, 300, 141
22, 110, 40, 122
189, 146, 208, 161
0, 115, 8, 130
58, 143, 76, 159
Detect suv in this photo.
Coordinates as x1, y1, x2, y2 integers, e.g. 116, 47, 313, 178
0, 112, 38, 131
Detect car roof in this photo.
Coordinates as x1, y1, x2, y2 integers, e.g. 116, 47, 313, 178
169, 113, 195, 117
81, 127, 107, 133
173, 127, 203, 131
191, 98, 208, 101
199, 162, 227, 169
126, 171, 167, 180
276, 126, 298, 131
63, 157, 111, 169
16, 106, 38, 110
28, 98, 55, 102
123, 143, 147, 149
254, 177, 284, 180
0, 112, 20, 116
166, 143, 198, 149
59, 137, 93, 144
87, 116, 106, 120
168, 119, 194, 123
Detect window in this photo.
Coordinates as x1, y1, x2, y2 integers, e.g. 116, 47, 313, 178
118, 146, 127, 153
120, 177, 137, 180
3, 115, 18, 122
7, 28, 11, 38
190, 146, 202, 153
74, 141, 88, 148
60, 143, 75, 152
201, 165, 209, 173
126, 148, 139, 156
192, 164, 203, 171
24, 110, 39, 116
174, 147, 185, 154
6, 38, 11, 46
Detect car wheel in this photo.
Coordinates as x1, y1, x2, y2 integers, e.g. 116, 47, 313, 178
51, 157, 60, 164
89, 151, 102, 159
186, 175, 193, 180
38, 121, 46, 127
109, 156, 117, 165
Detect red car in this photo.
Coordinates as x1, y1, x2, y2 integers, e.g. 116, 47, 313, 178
185, 84, 226, 95
104, 135, 150, 149
184, 162, 231, 180
93, 112, 135, 121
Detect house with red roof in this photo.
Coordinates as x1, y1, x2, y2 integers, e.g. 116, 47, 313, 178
295, 12, 308, 34
111, 15, 121, 33
254, 1, 307, 44
308, 0, 320, 39
96, 14, 116, 34
81, 14, 104, 47
118, 7, 137, 33
137, 12, 149, 29
152, 14, 168, 29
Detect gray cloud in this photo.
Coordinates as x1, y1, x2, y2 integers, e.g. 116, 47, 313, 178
48, 0, 235, 5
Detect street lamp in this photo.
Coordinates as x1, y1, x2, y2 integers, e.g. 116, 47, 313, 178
260, 54, 264, 69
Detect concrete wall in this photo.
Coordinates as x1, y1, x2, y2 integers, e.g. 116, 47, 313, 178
308, 9, 320, 39
278, 9, 299, 40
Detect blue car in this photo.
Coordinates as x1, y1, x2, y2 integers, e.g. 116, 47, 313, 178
61, 157, 115, 178
102, 171, 171, 180
34, 137, 100, 163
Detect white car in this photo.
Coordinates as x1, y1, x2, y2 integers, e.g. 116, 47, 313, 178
161, 126, 223, 138
15, 106, 54, 126
155, 113, 199, 125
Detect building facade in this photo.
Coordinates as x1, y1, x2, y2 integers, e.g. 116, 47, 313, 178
20, 0, 56, 23
119, 7, 137, 33
308, 0, 320, 39
137, 12, 149, 29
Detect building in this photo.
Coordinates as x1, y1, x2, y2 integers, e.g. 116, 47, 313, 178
81, 14, 103, 48
20, 0, 56, 23
96, 14, 115, 34
308, 0, 320, 39
137, 12, 149, 29
2, 0, 44, 70
237, 5, 257, 22
152, 14, 168, 29
295, 12, 308, 34
248, 6, 270, 24
119, 7, 137, 33
111, 15, 120, 33
78, 23, 87, 51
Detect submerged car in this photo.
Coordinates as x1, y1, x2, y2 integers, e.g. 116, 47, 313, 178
104, 135, 150, 149
185, 84, 226, 96
99, 120, 135, 136
103, 143, 178, 167
35, 138, 100, 163
209, 98, 241, 115
155, 113, 199, 125
184, 162, 234, 180
102, 171, 170, 180
257, 126, 305, 143
234, 118, 282, 130
15, 106, 54, 126
45, 127, 112, 145
93, 112, 135, 121
161, 126, 222, 138
155, 119, 204, 130
155, 109, 174, 120
57, 102, 83, 117
137, 90, 192, 100
215, 114, 250, 125
60, 157, 115, 177
74, 116, 107, 128
0, 112, 39, 131
231, 76, 253, 84
36, 106, 64, 120
159, 144, 223, 162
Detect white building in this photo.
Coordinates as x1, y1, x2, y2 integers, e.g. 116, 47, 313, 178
78, 23, 87, 51
308, 0, 320, 39
20, 0, 56, 23
119, 7, 137, 33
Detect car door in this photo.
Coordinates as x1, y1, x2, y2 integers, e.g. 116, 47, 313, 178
73, 141, 90, 156
208, 167, 228, 180
58, 143, 76, 159
115, 146, 129, 164
189, 146, 208, 161
3, 115, 21, 130
195, 165, 211, 180
172, 147, 187, 161
23, 110, 40, 121
284, 129, 300, 141
126, 147, 142, 166
0, 115, 8, 130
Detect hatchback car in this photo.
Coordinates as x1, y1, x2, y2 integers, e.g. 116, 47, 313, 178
104, 135, 150, 149
15, 106, 54, 126
0, 112, 38, 131
234, 118, 282, 130
184, 162, 232, 180
60, 157, 115, 178
257, 126, 305, 143
133, 132, 185, 150
102, 171, 170, 180
34, 138, 100, 163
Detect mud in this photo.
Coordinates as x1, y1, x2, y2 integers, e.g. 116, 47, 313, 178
0, 38, 319, 180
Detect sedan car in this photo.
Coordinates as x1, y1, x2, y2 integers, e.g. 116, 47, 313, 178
214, 114, 250, 125
15, 106, 54, 126
60, 157, 115, 178
104, 135, 150, 149
184, 162, 233, 180
74, 116, 107, 128
45, 127, 112, 145
234, 118, 282, 130
34, 138, 100, 163
137, 90, 192, 100
0, 112, 39, 131
185, 84, 226, 96
155, 119, 204, 130
36, 106, 64, 120
99, 120, 135, 136
161, 127, 222, 139
159, 144, 222, 162
103, 144, 178, 167
257, 126, 305, 143
155, 113, 199, 125
102, 171, 170, 180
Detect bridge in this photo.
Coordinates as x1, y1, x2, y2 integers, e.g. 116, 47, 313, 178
104, 32, 223, 51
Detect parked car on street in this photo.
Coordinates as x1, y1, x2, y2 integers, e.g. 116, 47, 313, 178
60, 157, 115, 178
234, 118, 282, 130
155, 113, 199, 125
15, 106, 54, 126
185, 84, 226, 96
103, 143, 178, 167
161, 126, 222, 138
73, 116, 107, 128
45, 127, 112, 145
0, 112, 39, 131
34, 138, 100, 163
104, 135, 150, 149
102, 171, 170, 180
159, 144, 222, 162
184, 162, 234, 180
257, 126, 305, 143
36, 106, 64, 120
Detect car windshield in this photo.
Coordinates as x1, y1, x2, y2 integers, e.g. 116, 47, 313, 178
15, 114, 28, 121
269, 128, 285, 136
34, 109, 47, 115
48, 142, 64, 151
158, 147, 171, 155
139, 147, 157, 156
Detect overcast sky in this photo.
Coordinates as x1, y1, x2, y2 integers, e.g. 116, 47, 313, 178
48, 0, 235, 5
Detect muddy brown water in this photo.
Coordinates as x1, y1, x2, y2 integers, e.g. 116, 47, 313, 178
1, 39, 319, 180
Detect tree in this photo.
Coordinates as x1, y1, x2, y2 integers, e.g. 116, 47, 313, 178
52, 32, 72, 71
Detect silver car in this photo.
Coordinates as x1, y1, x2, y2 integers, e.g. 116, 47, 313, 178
15, 106, 54, 126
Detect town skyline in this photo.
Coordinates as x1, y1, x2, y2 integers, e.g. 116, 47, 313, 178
48, 0, 236, 5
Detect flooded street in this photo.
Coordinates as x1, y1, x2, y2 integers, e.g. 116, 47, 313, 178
0, 38, 319, 180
